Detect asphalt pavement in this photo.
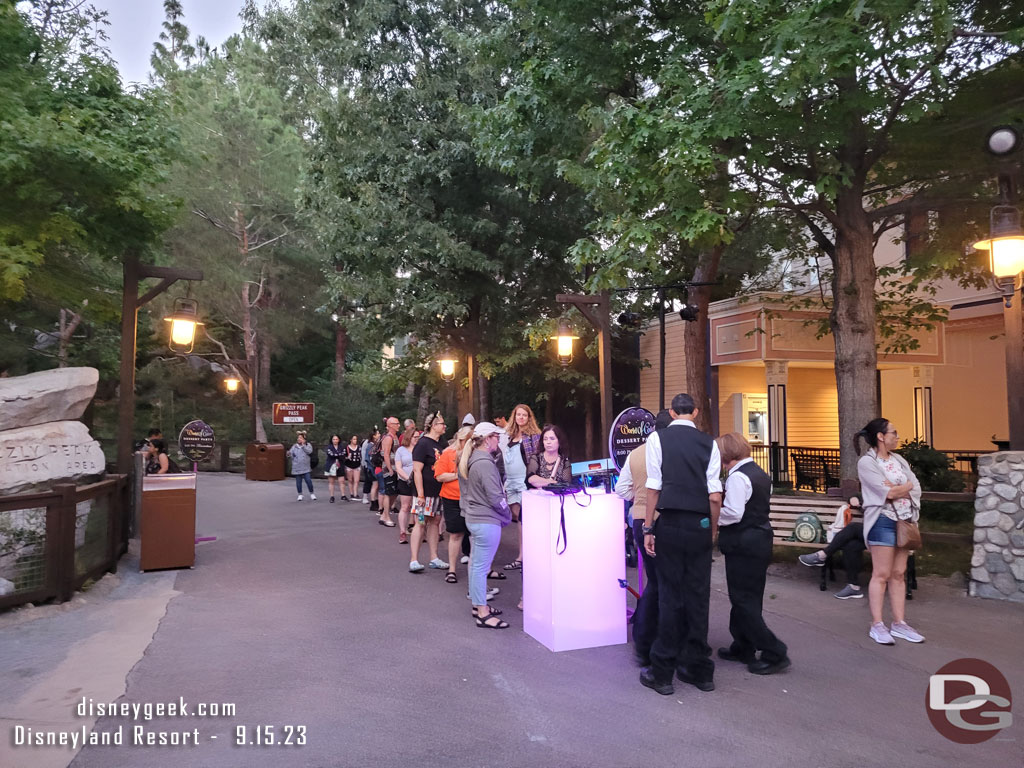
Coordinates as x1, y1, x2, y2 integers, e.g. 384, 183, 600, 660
1, 472, 1021, 768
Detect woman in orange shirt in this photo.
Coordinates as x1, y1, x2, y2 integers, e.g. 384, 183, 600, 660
434, 426, 473, 583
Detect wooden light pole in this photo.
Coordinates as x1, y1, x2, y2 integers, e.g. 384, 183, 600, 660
556, 292, 613, 451
117, 253, 203, 473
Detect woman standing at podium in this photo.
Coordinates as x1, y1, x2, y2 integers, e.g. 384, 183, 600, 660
460, 422, 512, 628
526, 424, 572, 488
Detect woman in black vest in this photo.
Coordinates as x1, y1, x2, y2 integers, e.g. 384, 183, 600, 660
716, 432, 790, 675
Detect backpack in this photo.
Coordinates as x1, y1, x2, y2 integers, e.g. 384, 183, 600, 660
788, 511, 824, 544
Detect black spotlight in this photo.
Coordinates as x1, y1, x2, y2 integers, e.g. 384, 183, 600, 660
679, 304, 699, 322
617, 311, 642, 328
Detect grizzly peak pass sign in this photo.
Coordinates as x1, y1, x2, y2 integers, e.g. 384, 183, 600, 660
272, 403, 315, 426
178, 420, 215, 464
608, 407, 656, 470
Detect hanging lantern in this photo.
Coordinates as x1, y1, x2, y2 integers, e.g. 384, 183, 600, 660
224, 376, 241, 394
438, 352, 457, 381
974, 205, 1024, 306
551, 320, 579, 366
163, 298, 203, 353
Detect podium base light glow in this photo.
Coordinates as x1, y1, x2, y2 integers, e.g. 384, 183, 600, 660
522, 488, 626, 652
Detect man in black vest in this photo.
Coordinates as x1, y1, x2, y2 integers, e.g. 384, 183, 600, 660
639, 393, 722, 696
716, 432, 790, 674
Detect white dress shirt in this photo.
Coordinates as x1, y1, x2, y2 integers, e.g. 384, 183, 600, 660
644, 419, 723, 495
615, 460, 635, 501
719, 457, 755, 526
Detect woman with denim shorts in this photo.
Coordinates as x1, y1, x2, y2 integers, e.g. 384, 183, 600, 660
855, 418, 924, 646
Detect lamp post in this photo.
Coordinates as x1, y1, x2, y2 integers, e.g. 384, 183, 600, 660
117, 253, 203, 473
556, 292, 612, 447
223, 358, 258, 442
974, 125, 1024, 450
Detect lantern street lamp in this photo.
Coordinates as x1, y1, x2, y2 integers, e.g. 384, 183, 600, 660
117, 255, 203, 473
163, 298, 203, 353
974, 124, 1024, 450
552, 320, 579, 367
223, 376, 241, 394
438, 352, 457, 382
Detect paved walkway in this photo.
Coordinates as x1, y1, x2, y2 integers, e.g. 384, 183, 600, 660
1, 473, 1021, 768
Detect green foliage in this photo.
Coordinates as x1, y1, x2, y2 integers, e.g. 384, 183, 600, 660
897, 438, 966, 493
253, 0, 597, 408
0, 1, 176, 302
293, 375, 382, 443
897, 437, 972, 524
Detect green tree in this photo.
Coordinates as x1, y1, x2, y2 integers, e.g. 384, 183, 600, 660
150, 14, 327, 442
253, 0, 599, 429
478, 0, 1023, 474
0, 0, 175, 303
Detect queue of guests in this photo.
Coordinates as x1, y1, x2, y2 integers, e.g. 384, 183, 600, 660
285, 404, 568, 626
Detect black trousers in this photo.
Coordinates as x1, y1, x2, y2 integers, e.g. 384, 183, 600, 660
631, 519, 659, 660
649, 511, 714, 683
822, 523, 865, 584
718, 525, 787, 664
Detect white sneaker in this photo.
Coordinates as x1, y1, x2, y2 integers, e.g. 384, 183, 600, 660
361, 498, 370, 505
297, 495, 303, 501
310, 494, 317, 501
460, 555, 470, 564
869, 622, 895, 645
890, 621, 925, 643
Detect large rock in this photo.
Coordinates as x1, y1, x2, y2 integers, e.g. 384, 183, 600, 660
0, 368, 98, 431
0, 421, 105, 495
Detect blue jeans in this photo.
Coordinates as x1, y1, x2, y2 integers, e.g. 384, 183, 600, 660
466, 521, 501, 606
294, 473, 313, 493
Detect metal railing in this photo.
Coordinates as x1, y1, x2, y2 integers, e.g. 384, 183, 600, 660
749, 443, 989, 494
0, 475, 129, 611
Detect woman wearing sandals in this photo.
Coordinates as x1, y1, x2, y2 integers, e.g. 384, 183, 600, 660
460, 422, 513, 629
434, 425, 473, 582
324, 434, 346, 502
343, 435, 362, 502
855, 417, 925, 646
395, 430, 419, 544
500, 404, 542, 573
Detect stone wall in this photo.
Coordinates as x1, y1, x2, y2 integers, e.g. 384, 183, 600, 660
970, 451, 1024, 603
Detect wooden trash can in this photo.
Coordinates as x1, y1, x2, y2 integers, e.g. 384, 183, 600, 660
140, 474, 196, 571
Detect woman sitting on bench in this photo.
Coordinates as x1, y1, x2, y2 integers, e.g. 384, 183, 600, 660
798, 496, 866, 599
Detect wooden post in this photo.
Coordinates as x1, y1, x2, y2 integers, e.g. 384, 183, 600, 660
556, 292, 613, 453
54, 484, 78, 603
117, 255, 140, 474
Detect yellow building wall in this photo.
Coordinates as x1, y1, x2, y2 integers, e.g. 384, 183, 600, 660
931, 321, 1007, 450
638, 317, 688, 413
717, 366, 767, 435
786, 368, 840, 448
880, 368, 916, 441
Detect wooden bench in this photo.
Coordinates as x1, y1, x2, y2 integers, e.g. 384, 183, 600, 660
769, 494, 917, 596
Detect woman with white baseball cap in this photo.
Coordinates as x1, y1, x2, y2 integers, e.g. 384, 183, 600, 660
459, 422, 513, 628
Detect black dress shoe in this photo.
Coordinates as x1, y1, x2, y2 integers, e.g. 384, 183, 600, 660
717, 646, 755, 664
748, 657, 792, 676
639, 668, 674, 696
676, 668, 715, 692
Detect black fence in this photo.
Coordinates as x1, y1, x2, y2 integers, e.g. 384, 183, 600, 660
750, 444, 989, 494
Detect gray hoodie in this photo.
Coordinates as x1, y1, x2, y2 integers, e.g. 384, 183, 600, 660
289, 442, 312, 475
462, 449, 511, 527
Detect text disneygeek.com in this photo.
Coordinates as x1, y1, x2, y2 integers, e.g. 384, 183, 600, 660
10, 697, 307, 749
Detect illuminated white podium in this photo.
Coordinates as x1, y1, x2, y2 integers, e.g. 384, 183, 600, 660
522, 488, 626, 652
